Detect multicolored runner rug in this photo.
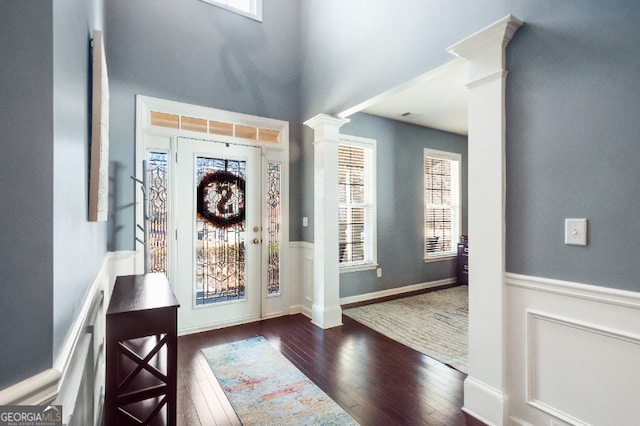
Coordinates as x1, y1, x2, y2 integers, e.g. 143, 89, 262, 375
201, 336, 358, 425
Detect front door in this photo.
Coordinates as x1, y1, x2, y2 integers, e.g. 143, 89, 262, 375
176, 137, 262, 333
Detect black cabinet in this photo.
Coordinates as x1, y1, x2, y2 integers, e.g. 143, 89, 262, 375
106, 273, 180, 425
457, 242, 469, 285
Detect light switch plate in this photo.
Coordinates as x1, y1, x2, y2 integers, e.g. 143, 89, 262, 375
565, 218, 587, 246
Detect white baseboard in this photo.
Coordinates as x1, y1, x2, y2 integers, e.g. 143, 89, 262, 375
462, 376, 506, 426
286, 302, 313, 320
505, 273, 640, 426
178, 314, 262, 336
339, 277, 457, 306
288, 241, 457, 317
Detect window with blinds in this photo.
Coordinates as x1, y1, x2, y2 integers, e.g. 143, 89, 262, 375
424, 149, 461, 260
339, 137, 376, 269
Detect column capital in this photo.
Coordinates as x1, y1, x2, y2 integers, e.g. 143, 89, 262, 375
304, 114, 350, 143
447, 14, 523, 82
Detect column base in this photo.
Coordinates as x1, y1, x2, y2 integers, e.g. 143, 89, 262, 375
463, 376, 507, 426
310, 303, 343, 329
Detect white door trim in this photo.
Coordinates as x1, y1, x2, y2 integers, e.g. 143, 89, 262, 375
134, 95, 290, 332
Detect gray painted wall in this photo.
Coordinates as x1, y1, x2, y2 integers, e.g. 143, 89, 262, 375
299, 0, 504, 120
0, 1, 55, 390
299, 1, 640, 293
297, 0, 503, 243
340, 113, 468, 298
2, 0, 639, 393
52, 0, 107, 362
0, 0, 107, 389
104, 0, 640, 294
505, 0, 640, 291
104, 0, 302, 249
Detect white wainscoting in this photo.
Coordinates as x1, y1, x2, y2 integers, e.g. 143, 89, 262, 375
55, 251, 136, 426
505, 273, 640, 426
288, 241, 314, 318
0, 251, 137, 426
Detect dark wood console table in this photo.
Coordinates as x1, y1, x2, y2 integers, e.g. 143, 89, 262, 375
105, 273, 180, 425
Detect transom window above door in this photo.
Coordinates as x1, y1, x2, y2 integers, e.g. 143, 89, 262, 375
148, 110, 280, 144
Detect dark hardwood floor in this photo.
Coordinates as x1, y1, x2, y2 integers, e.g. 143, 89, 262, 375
177, 312, 483, 426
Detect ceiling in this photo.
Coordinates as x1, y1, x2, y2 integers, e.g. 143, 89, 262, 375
339, 58, 469, 136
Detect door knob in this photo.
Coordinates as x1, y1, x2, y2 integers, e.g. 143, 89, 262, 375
252, 238, 260, 244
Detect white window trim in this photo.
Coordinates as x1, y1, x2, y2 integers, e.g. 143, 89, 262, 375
424, 148, 461, 262
339, 135, 377, 273
424, 253, 457, 263
199, 0, 263, 22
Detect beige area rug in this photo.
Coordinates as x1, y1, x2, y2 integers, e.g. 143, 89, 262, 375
343, 285, 468, 373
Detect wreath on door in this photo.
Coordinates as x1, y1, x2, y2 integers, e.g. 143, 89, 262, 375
196, 170, 246, 229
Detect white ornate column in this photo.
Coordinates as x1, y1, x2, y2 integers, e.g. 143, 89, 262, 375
447, 15, 522, 426
304, 114, 350, 329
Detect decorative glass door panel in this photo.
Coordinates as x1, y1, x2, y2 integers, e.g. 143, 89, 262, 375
266, 162, 281, 295
176, 138, 261, 334
195, 156, 247, 305
147, 152, 169, 275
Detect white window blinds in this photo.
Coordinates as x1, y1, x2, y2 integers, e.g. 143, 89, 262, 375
424, 149, 461, 259
339, 139, 376, 268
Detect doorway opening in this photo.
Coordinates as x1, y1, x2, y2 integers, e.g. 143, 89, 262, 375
135, 96, 290, 335
327, 15, 523, 423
